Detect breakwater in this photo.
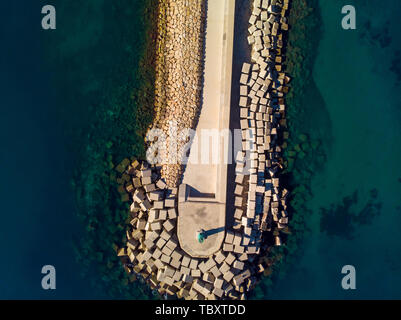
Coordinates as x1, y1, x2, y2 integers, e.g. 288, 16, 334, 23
250, 0, 326, 298
117, 0, 292, 300
234, 0, 291, 250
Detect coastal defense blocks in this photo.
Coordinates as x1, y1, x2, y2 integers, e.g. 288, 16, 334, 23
115, 0, 291, 301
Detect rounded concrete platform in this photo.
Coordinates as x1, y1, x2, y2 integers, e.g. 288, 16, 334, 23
177, 198, 226, 258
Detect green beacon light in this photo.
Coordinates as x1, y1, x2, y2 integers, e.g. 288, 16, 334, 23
197, 229, 205, 243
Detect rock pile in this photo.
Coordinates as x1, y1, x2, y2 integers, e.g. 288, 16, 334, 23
152, 0, 206, 187
116, 0, 292, 301
233, 0, 291, 249
116, 159, 261, 300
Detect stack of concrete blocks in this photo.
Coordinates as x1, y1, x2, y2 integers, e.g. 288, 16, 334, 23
236, 0, 291, 254
117, 160, 253, 300
115, 0, 292, 301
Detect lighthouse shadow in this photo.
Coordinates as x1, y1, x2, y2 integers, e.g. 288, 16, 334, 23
204, 226, 225, 239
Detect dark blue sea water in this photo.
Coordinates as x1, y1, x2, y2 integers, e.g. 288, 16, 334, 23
0, 1, 97, 299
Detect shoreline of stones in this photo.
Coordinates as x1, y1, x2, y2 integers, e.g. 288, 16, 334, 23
151, 0, 207, 187
234, 0, 290, 249
115, 0, 292, 300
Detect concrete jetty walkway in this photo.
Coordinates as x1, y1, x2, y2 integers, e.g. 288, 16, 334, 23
177, 0, 236, 258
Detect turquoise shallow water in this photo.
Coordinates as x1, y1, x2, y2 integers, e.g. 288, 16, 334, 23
269, 0, 401, 299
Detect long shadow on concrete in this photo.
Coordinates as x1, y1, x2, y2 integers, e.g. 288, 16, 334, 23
204, 227, 225, 238
225, 0, 252, 228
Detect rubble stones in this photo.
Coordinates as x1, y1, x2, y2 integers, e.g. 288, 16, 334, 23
150, 0, 207, 188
